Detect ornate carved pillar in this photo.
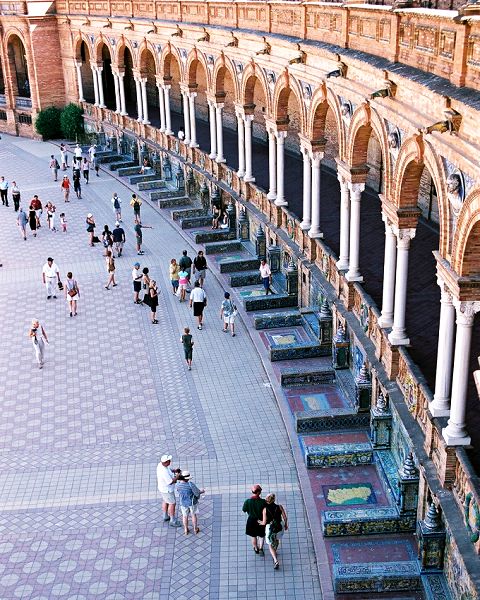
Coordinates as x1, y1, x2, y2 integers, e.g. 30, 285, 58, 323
244, 114, 255, 182
208, 100, 217, 159
75, 62, 85, 103
300, 143, 311, 230
267, 127, 277, 200
274, 130, 287, 206
215, 103, 225, 162
388, 228, 416, 346
345, 183, 365, 282
336, 175, 350, 271
430, 277, 455, 417
443, 300, 480, 446
378, 216, 397, 329
308, 151, 323, 238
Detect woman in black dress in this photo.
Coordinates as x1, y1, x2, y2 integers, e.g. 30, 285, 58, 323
28, 208, 37, 237
149, 280, 159, 324
242, 484, 266, 555
258, 493, 288, 569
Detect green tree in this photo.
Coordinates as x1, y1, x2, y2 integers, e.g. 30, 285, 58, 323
34, 106, 62, 140
60, 103, 84, 140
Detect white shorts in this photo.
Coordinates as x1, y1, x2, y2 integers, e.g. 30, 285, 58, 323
161, 492, 176, 505
223, 315, 236, 324
180, 505, 199, 517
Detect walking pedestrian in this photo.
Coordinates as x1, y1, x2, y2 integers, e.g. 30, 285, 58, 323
169, 258, 180, 295
105, 251, 117, 290
175, 471, 205, 535
148, 280, 159, 324
11, 181, 20, 212
88, 143, 96, 163
220, 291, 237, 337
73, 173, 82, 199
29, 319, 48, 369
28, 207, 37, 237
258, 493, 288, 570
111, 192, 122, 222
0, 176, 9, 206
178, 267, 189, 303
259, 259, 275, 295
142, 267, 151, 306
179, 250, 193, 284
82, 157, 90, 184
30, 195, 43, 228
74, 143, 82, 161
102, 225, 114, 255
242, 484, 266, 556
132, 262, 143, 304
61, 176, 71, 202
92, 153, 100, 176
59, 212, 67, 233
42, 257, 61, 299
17, 207, 28, 240
49, 155, 59, 181
45, 201, 56, 232
86, 213, 96, 246
181, 327, 194, 370
60, 143, 68, 170
64, 272, 80, 317
156, 454, 182, 527
72, 158, 81, 180
130, 193, 142, 224
134, 222, 146, 255
189, 281, 207, 330
193, 250, 208, 287
112, 221, 125, 256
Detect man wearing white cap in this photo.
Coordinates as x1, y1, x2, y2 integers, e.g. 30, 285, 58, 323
157, 454, 181, 527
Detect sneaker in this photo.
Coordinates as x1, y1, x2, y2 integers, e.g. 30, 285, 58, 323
53, 295, 57, 299
69, 312, 73, 317
188, 366, 191, 371
47, 296, 51, 300
169, 520, 182, 528
163, 515, 171, 522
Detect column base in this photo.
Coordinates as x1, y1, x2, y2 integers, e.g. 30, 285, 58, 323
300, 220, 311, 231
184, 140, 191, 146
209, 153, 217, 160
336, 258, 349, 271
442, 425, 471, 446
79, 98, 85, 103
215, 157, 226, 164
274, 199, 288, 207
237, 170, 245, 178
308, 228, 323, 239
345, 271, 363, 283
244, 175, 255, 183
378, 314, 393, 329
120, 112, 128, 117
388, 330, 410, 346
429, 399, 450, 418
189, 142, 199, 148
165, 130, 173, 136
143, 120, 150, 125
267, 191, 277, 200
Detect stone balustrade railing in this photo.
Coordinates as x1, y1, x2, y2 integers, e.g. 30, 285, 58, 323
58, 1, 480, 91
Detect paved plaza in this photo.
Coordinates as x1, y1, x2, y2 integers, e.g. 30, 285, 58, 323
0, 135, 322, 599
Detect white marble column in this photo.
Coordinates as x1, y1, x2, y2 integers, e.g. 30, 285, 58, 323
236, 110, 245, 177
188, 92, 198, 147
308, 152, 323, 238
244, 115, 255, 182
164, 85, 173, 135
345, 183, 364, 282
112, 73, 120, 113
336, 176, 350, 270
215, 104, 225, 162
134, 77, 143, 122
300, 145, 311, 229
157, 84, 166, 132
267, 129, 277, 200
141, 78, 149, 124
118, 72, 127, 116
443, 301, 479, 446
209, 100, 217, 159
182, 92, 190, 144
97, 67, 105, 108
274, 130, 287, 207
91, 64, 99, 106
388, 229, 416, 346
76, 62, 85, 102
378, 217, 397, 328
430, 280, 455, 417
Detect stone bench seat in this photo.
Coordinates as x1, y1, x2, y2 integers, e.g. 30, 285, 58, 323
270, 340, 326, 362
129, 173, 162, 185
253, 311, 302, 330
295, 407, 370, 433
97, 153, 123, 164
301, 440, 373, 468
116, 165, 140, 177
171, 206, 204, 220
229, 270, 262, 287
322, 506, 416, 536
150, 189, 188, 201
333, 561, 421, 594
193, 230, 236, 244
180, 215, 212, 229
243, 293, 297, 312
204, 240, 244, 255
108, 160, 137, 171
219, 258, 261, 273
137, 179, 166, 191
157, 197, 191, 209
280, 366, 335, 387
421, 574, 453, 600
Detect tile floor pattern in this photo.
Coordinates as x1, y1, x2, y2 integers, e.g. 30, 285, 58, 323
0, 135, 321, 599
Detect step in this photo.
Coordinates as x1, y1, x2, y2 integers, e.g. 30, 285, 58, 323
280, 366, 335, 387
229, 270, 262, 287
193, 230, 236, 244
270, 341, 326, 362
219, 258, 262, 274
333, 561, 421, 594
322, 506, 416, 536
171, 207, 203, 220
254, 311, 302, 330
96, 153, 121, 163
301, 440, 373, 468
138, 179, 166, 191
205, 240, 244, 255
180, 215, 212, 230
150, 189, 185, 200
129, 173, 162, 185
295, 407, 370, 433
157, 197, 190, 209
244, 293, 297, 312
109, 160, 137, 171
422, 574, 453, 600
117, 166, 142, 177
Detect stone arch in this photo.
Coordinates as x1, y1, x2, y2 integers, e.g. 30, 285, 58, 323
240, 63, 270, 114
160, 44, 184, 83
4, 30, 31, 99
347, 102, 391, 196
93, 35, 114, 65
271, 71, 306, 134
73, 33, 93, 62
138, 41, 160, 75
186, 49, 210, 90
212, 55, 239, 103
450, 187, 480, 276
307, 86, 345, 165
116, 37, 137, 70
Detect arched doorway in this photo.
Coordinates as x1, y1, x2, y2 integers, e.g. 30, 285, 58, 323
163, 51, 182, 135
100, 43, 115, 111
214, 62, 238, 167
119, 45, 136, 118
187, 56, 208, 151
77, 40, 95, 104
139, 47, 158, 125
242, 72, 269, 189
7, 35, 30, 100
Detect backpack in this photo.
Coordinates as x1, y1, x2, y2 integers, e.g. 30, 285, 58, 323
114, 197, 120, 209
55, 160, 60, 169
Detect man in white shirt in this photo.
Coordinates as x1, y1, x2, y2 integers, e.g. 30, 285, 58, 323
42, 257, 61, 299
189, 281, 207, 330
0, 176, 9, 206
74, 144, 83, 160
156, 454, 182, 527
259, 259, 274, 295
88, 144, 96, 162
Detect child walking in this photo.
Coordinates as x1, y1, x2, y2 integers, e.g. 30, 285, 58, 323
181, 327, 194, 370
60, 212, 67, 233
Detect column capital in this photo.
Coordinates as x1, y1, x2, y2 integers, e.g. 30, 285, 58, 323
337, 172, 349, 190
437, 275, 454, 305
215, 103, 224, 111
244, 114, 255, 125
453, 299, 480, 326
348, 182, 365, 197
310, 151, 324, 166
300, 143, 311, 158
392, 227, 416, 249
75, 61, 83, 69
275, 130, 287, 141
188, 91, 198, 99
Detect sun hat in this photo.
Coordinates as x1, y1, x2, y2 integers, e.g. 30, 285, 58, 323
160, 454, 172, 463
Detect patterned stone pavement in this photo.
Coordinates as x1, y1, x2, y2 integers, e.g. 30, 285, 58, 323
0, 135, 322, 599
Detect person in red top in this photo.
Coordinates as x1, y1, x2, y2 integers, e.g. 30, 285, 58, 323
29, 195, 43, 228
60, 176, 70, 202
